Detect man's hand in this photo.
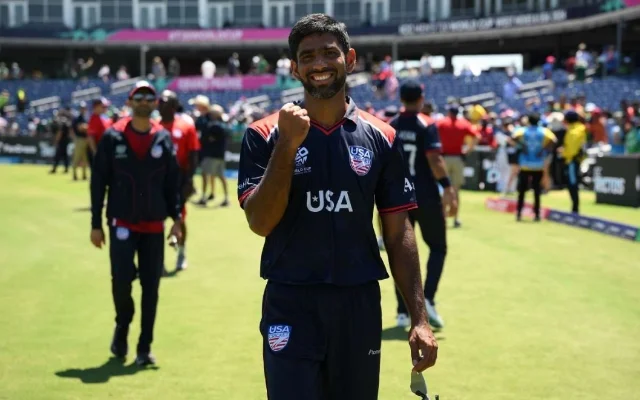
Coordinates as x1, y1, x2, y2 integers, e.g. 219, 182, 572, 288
90, 228, 105, 249
278, 103, 310, 148
409, 322, 438, 372
169, 221, 182, 242
441, 186, 458, 217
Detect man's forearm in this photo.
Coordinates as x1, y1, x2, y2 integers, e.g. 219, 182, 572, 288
386, 220, 429, 326
427, 153, 448, 180
243, 139, 298, 237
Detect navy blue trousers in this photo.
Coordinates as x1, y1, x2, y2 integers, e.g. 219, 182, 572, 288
396, 203, 447, 314
261, 281, 382, 400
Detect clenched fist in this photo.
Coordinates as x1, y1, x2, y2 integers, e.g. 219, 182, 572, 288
278, 103, 311, 148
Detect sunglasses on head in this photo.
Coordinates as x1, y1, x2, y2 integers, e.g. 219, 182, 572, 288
131, 93, 157, 102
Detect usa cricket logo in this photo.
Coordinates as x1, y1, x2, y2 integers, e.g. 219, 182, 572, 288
348, 146, 373, 176
267, 324, 291, 352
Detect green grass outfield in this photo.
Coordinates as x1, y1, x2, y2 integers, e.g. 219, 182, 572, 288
0, 164, 638, 400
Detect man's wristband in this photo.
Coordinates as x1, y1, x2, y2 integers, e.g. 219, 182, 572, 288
438, 177, 451, 189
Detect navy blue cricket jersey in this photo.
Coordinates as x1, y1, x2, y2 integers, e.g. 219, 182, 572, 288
237, 98, 417, 286
389, 112, 442, 204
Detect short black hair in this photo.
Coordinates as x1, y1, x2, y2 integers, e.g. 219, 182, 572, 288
288, 14, 350, 61
527, 112, 541, 126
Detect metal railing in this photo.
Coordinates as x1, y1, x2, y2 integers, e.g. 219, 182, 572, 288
110, 76, 143, 95
29, 96, 61, 113
71, 87, 101, 104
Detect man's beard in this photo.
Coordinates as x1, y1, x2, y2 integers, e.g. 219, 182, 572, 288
133, 106, 153, 118
302, 72, 347, 100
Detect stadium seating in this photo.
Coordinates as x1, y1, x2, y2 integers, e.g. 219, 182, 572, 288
3, 70, 639, 134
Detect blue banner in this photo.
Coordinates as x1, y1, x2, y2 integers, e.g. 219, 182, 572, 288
546, 210, 639, 242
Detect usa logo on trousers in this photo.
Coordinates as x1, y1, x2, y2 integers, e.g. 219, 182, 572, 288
267, 325, 291, 352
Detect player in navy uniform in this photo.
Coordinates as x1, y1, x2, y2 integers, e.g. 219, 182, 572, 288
90, 81, 182, 366
389, 80, 458, 330
237, 14, 438, 399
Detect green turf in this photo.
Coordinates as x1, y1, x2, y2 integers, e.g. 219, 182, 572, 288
0, 165, 638, 400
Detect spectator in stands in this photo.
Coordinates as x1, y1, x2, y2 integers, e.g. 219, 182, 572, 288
227, 53, 240, 76
116, 66, 130, 81
11, 62, 23, 80
0, 63, 9, 80
503, 71, 522, 100
201, 58, 216, 78
0, 90, 9, 116
437, 103, 480, 228
276, 53, 291, 87
252, 54, 269, 74
152, 57, 166, 79
542, 56, 554, 80
168, 58, 180, 78
420, 53, 432, 76
16, 89, 27, 113
98, 64, 110, 81
600, 45, 619, 75
71, 102, 89, 181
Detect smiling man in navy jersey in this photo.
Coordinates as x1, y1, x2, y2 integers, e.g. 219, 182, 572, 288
90, 81, 182, 366
389, 80, 458, 331
237, 14, 437, 400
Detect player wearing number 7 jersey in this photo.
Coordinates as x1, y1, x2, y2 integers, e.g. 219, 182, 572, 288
389, 80, 458, 330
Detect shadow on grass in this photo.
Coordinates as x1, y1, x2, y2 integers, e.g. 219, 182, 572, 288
55, 357, 158, 384
382, 326, 445, 342
72, 206, 92, 212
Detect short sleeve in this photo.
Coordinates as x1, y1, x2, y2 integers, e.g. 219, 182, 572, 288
543, 128, 557, 145
375, 137, 418, 214
237, 127, 272, 208
466, 123, 481, 139
424, 124, 442, 153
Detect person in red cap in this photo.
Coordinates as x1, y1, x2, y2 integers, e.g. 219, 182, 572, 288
87, 97, 113, 168
90, 81, 182, 366
158, 89, 200, 272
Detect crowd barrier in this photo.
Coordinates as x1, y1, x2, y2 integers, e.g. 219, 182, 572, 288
486, 197, 640, 242
3, 136, 639, 209
0, 136, 243, 170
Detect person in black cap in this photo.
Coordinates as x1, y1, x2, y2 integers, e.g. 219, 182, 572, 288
90, 80, 182, 366
389, 80, 457, 330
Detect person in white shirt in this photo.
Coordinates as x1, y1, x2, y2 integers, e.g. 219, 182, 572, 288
201, 59, 216, 78
276, 53, 291, 87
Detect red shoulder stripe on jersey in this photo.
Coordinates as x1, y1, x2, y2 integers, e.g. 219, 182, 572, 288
418, 113, 434, 127
111, 117, 131, 132
357, 110, 396, 146
249, 112, 279, 141
378, 203, 418, 215
238, 187, 256, 208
